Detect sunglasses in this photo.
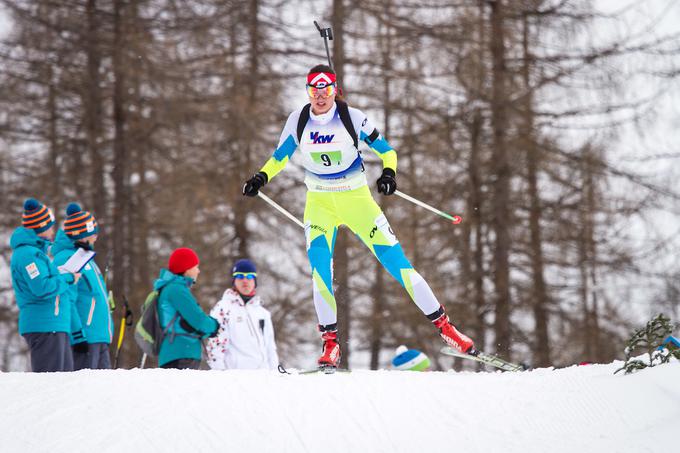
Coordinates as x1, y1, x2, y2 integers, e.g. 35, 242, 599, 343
233, 272, 256, 280
306, 83, 337, 98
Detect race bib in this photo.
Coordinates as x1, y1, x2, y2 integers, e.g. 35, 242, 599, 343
310, 150, 343, 167
25, 262, 40, 280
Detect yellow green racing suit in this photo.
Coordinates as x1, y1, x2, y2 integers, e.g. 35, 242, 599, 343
259, 101, 441, 327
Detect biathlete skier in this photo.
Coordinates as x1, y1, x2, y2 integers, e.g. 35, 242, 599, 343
242, 64, 476, 368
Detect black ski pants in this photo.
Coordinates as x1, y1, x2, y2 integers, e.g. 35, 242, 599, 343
23, 332, 74, 372
73, 343, 112, 370
161, 358, 201, 370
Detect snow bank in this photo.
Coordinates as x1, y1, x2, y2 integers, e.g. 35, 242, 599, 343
1, 361, 678, 453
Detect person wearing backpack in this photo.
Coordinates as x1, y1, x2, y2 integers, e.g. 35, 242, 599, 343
206, 259, 279, 370
9, 198, 82, 372
154, 247, 219, 369
52, 203, 113, 370
242, 64, 477, 369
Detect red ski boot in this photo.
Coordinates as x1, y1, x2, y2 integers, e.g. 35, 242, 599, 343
318, 329, 341, 369
430, 307, 476, 355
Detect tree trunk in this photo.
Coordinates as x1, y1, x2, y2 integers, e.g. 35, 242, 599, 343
232, 0, 261, 260
468, 109, 487, 356
579, 150, 601, 362
85, 0, 107, 257
331, 0, 351, 369
470, 1, 488, 359
129, 0, 149, 310
369, 7, 392, 369
521, 13, 550, 367
111, 0, 128, 299
488, 0, 512, 357
47, 66, 60, 205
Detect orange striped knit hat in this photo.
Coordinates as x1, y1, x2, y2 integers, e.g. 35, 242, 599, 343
64, 203, 98, 240
22, 198, 55, 233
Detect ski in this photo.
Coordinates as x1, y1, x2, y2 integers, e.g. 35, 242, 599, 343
278, 364, 350, 375
299, 366, 350, 375
440, 346, 525, 372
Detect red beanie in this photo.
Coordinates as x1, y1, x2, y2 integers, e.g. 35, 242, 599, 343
168, 247, 199, 275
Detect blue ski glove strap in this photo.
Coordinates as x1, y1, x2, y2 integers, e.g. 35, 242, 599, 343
377, 168, 397, 195
242, 172, 268, 197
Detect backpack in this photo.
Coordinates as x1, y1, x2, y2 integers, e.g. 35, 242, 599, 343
134, 288, 178, 357
296, 100, 381, 149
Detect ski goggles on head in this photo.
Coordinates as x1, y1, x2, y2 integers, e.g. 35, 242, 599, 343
306, 83, 337, 98
233, 272, 257, 280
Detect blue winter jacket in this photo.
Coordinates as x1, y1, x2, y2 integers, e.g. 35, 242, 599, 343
154, 269, 218, 367
9, 227, 76, 335
52, 230, 114, 344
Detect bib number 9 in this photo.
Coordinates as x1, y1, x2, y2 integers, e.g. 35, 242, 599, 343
311, 151, 342, 167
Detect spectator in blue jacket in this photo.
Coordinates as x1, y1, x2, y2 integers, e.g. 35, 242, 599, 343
52, 203, 114, 370
9, 198, 81, 372
155, 247, 219, 369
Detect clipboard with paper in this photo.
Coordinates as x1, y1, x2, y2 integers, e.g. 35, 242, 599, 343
58, 248, 96, 274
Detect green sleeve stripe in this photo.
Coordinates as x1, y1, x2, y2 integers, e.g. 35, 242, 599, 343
374, 150, 397, 172
260, 156, 289, 180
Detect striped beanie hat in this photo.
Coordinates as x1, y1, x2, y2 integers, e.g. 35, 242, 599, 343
22, 198, 55, 234
64, 203, 98, 240
392, 345, 431, 371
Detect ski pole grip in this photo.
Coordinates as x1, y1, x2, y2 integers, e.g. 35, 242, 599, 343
314, 20, 333, 39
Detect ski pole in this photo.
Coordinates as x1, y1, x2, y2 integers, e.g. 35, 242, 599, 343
313, 20, 334, 71
113, 295, 133, 368
394, 190, 463, 224
257, 191, 304, 229
104, 254, 116, 311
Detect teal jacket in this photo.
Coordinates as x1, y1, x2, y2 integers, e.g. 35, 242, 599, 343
9, 227, 76, 335
52, 230, 114, 344
154, 269, 218, 367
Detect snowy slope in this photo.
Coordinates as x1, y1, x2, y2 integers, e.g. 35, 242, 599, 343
0, 361, 678, 453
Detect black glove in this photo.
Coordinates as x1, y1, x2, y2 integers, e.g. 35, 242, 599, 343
376, 168, 397, 195
72, 341, 89, 354
242, 172, 268, 197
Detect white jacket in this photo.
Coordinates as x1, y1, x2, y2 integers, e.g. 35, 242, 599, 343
206, 289, 279, 370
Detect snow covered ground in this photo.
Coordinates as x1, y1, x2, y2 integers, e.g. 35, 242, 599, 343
0, 361, 678, 453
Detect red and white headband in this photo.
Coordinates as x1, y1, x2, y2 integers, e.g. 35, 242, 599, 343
307, 72, 336, 88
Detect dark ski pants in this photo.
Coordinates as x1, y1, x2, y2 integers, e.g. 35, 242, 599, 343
74, 343, 112, 370
161, 358, 201, 370
23, 332, 74, 372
